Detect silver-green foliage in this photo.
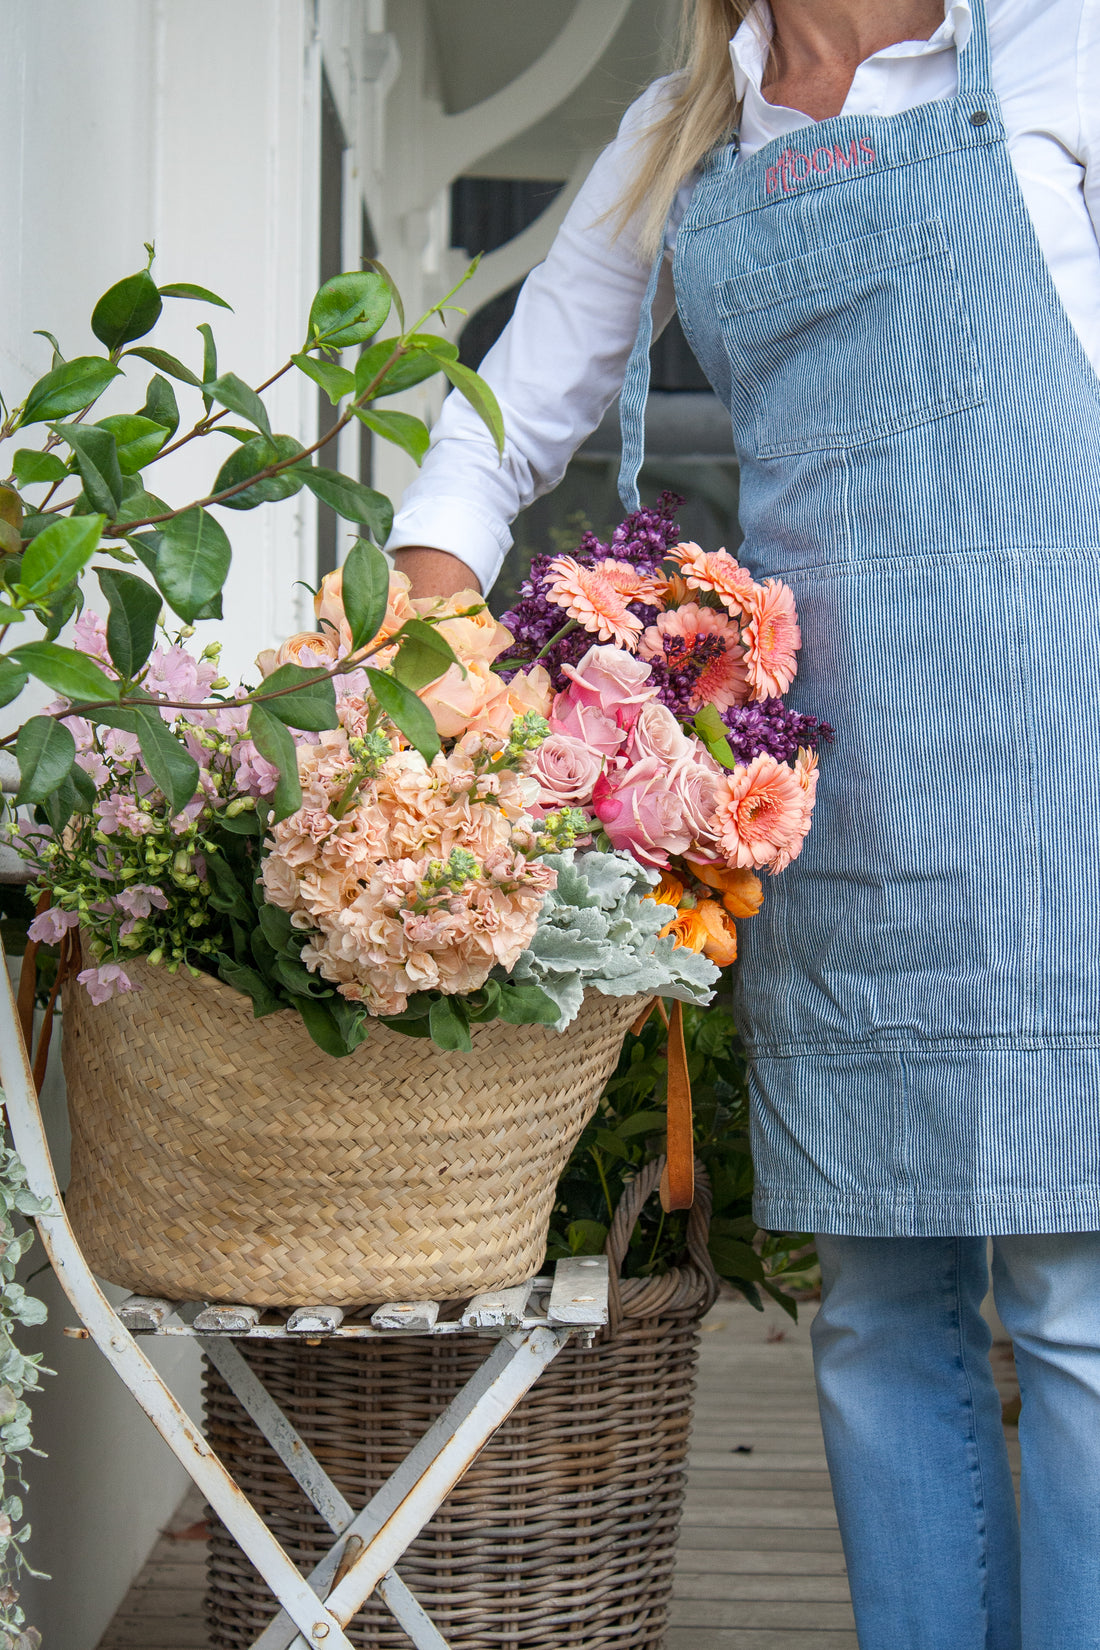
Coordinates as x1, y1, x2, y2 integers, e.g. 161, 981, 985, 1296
512, 849, 719, 1029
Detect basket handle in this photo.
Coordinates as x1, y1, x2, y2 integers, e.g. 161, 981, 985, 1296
16, 910, 80, 1095
603, 1154, 720, 1337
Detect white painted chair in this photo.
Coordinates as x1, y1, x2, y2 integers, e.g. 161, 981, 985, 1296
0, 959, 609, 1650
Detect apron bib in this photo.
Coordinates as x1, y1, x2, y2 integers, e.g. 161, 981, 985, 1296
620, 0, 1100, 1235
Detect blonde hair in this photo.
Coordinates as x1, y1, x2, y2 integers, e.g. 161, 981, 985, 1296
616, 0, 756, 258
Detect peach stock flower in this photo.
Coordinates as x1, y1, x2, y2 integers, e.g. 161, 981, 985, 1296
544, 556, 663, 650
712, 753, 812, 872
742, 579, 801, 699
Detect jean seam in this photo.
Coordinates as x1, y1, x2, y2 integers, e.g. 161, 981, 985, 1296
952, 1236, 993, 1644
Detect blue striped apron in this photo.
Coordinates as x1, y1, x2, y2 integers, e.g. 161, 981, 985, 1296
619, 0, 1100, 1235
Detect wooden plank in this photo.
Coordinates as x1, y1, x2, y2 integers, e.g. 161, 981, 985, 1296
286, 1304, 345, 1335
546, 1255, 609, 1325
667, 1633, 859, 1650
461, 1281, 534, 1329
673, 1573, 854, 1602
670, 1600, 856, 1629
370, 1300, 439, 1331
192, 1303, 260, 1333
675, 1548, 848, 1575
116, 1295, 179, 1330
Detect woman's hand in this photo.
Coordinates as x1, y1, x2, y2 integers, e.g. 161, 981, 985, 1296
392, 545, 482, 600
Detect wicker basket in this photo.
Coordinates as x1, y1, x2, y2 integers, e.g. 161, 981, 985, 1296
61, 958, 648, 1306
203, 1159, 719, 1649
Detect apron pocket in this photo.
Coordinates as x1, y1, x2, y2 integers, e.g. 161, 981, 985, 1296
717, 217, 982, 459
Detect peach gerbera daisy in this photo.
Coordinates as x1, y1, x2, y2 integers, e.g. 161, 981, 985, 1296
674, 543, 755, 617
639, 603, 750, 711
712, 753, 811, 872
742, 579, 801, 700
544, 556, 662, 650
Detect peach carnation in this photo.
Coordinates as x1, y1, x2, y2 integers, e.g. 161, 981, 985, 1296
712, 753, 811, 872
742, 579, 801, 700
544, 556, 662, 651
674, 543, 755, 617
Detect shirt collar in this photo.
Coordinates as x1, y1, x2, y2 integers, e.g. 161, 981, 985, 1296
728, 1, 973, 105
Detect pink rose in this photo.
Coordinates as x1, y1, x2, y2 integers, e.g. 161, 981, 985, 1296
627, 701, 696, 767
531, 733, 603, 809
592, 756, 694, 869
667, 755, 724, 862
550, 690, 624, 758
559, 645, 658, 731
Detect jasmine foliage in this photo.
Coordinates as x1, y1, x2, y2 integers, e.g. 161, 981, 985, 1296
510, 848, 719, 1030
0, 1128, 52, 1650
546, 995, 816, 1316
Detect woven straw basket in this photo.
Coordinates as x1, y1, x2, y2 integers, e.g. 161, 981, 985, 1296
62, 957, 648, 1306
204, 1159, 720, 1649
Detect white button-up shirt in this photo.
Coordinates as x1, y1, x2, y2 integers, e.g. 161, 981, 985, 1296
389, 0, 1100, 594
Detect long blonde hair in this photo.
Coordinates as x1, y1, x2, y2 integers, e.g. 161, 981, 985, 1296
616, 0, 755, 258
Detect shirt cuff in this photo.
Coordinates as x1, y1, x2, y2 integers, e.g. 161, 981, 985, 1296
386, 497, 514, 595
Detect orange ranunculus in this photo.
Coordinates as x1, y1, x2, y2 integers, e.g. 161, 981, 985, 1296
649, 872, 685, 911
687, 860, 764, 918
693, 898, 739, 966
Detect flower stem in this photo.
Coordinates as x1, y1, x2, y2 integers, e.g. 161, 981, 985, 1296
533, 618, 578, 661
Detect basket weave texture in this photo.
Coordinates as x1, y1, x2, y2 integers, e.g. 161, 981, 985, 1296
62, 958, 648, 1306
204, 1160, 719, 1649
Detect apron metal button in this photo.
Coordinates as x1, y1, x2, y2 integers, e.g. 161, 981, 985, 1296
971, 109, 990, 125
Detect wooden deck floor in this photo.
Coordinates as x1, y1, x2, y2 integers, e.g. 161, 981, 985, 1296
96, 1295, 1021, 1650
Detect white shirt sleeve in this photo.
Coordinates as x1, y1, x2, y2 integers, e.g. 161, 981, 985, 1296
387, 77, 681, 595
1080, 0, 1100, 263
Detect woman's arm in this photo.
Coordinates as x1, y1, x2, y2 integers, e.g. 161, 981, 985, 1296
387, 76, 684, 599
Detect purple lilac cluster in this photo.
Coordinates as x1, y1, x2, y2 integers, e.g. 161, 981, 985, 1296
644, 635, 730, 720
722, 699, 834, 764
497, 494, 684, 691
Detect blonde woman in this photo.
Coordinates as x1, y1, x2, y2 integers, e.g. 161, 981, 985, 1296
390, 4, 1100, 1644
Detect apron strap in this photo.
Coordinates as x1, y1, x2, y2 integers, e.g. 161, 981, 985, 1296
956, 0, 991, 97
617, 241, 666, 513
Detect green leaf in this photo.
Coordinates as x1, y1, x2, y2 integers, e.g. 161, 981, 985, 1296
435, 356, 505, 456
43, 771, 80, 833
428, 995, 472, 1052
11, 451, 67, 487
291, 353, 355, 404
365, 667, 440, 763
137, 373, 179, 437
197, 324, 217, 415
8, 641, 120, 702
273, 954, 329, 998
693, 704, 737, 770
296, 995, 355, 1057
33, 328, 66, 366
96, 568, 162, 678
215, 955, 281, 1017
593, 1128, 630, 1162
131, 705, 200, 815
204, 371, 271, 440
14, 718, 75, 806
19, 357, 121, 426
158, 282, 233, 310
252, 663, 338, 731
112, 486, 170, 528
341, 536, 391, 650
94, 414, 169, 475
155, 507, 231, 622
354, 336, 454, 399
122, 346, 201, 387
52, 423, 124, 515
616, 1110, 668, 1138
307, 271, 391, 349
353, 407, 430, 465
707, 1234, 766, 1282
496, 982, 561, 1025
295, 466, 392, 543
390, 618, 460, 691
256, 900, 296, 955
0, 660, 28, 709
566, 1219, 609, 1254
39, 577, 84, 641
91, 270, 162, 351
212, 434, 305, 510
20, 514, 104, 599
70, 761, 97, 811
759, 1277, 801, 1321
248, 704, 301, 820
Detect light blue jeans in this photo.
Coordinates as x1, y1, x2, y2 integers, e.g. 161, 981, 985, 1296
812, 1234, 1100, 1650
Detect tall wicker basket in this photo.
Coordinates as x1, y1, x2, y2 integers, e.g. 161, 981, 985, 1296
203, 1159, 719, 1650
61, 957, 647, 1306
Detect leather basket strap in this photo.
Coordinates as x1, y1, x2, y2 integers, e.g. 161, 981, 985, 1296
629, 995, 696, 1211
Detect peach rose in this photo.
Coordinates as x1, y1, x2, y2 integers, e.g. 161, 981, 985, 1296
506, 664, 553, 720
412, 589, 513, 664
417, 658, 511, 738
255, 629, 343, 678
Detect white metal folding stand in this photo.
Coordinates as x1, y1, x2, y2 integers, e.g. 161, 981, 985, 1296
0, 957, 610, 1650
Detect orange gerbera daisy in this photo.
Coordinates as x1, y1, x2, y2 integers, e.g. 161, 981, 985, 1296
742, 578, 801, 700
544, 556, 662, 650
674, 543, 755, 617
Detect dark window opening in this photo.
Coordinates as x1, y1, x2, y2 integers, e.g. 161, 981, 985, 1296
317, 71, 346, 582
